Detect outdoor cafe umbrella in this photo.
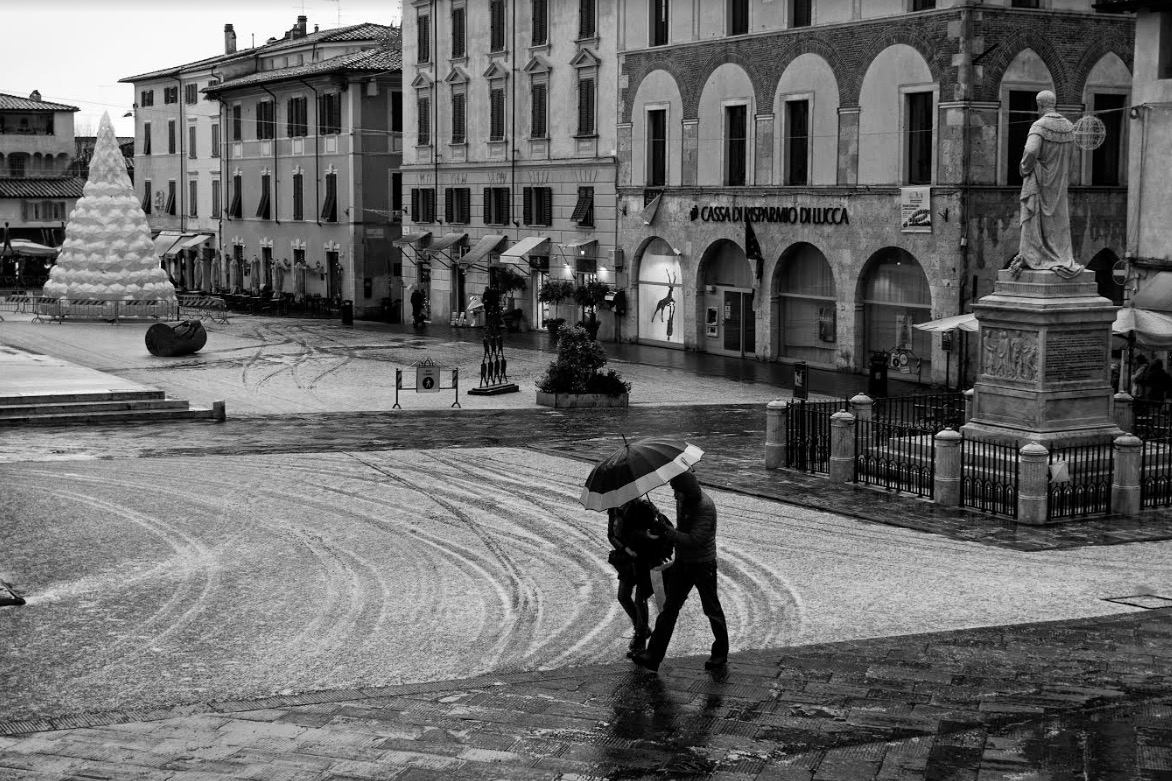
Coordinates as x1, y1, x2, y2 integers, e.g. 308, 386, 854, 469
0, 238, 58, 258
580, 436, 704, 511
1112, 306, 1172, 350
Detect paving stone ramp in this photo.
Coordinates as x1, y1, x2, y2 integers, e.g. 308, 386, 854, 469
0, 346, 215, 426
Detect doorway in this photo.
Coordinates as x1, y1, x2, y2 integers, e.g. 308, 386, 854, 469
723, 290, 756, 355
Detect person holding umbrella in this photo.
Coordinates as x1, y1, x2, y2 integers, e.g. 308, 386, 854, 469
607, 496, 673, 657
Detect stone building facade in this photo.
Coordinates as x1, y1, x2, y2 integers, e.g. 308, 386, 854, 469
617, 0, 1134, 386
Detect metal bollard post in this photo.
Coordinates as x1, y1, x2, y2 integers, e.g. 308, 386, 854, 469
829, 410, 856, 484
963, 388, 975, 424
765, 399, 789, 470
849, 393, 873, 423
1111, 433, 1143, 517
1018, 442, 1049, 524
212, 400, 226, 422
933, 429, 962, 506
1113, 392, 1134, 435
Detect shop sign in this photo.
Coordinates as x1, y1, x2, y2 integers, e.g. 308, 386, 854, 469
900, 187, 932, 233
690, 204, 849, 225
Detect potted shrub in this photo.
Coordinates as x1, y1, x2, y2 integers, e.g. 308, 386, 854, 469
545, 316, 567, 342
535, 324, 631, 408
538, 279, 575, 305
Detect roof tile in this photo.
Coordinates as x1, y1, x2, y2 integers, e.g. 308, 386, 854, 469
0, 94, 79, 112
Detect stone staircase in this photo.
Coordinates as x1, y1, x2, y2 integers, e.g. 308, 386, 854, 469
0, 389, 217, 426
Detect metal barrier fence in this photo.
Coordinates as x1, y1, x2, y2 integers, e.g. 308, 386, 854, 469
1141, 437, 1172, 509
961, 438, 1019, 517
872, 392, 966, 434
1135, 399, 1172, 441
1047, 442, 1114, 520
855, 417, 935, 496
1, 295, 177, 323
784, 398, 848, 474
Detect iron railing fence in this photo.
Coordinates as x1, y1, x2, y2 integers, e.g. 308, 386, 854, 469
1141, 438, 1172, 509
1047, 442, 1114, 520
1134, 399, 1172, 441
784, 398, 849, 474
855, 416, 935, 497
961, 438, 1019, 518
872, 392, 966, 434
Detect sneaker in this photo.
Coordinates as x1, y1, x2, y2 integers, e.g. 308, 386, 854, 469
704, 656, 727, 670
630, 651, 659, 673
626, 629, 649, 658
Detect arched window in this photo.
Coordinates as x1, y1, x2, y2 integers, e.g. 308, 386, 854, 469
861, 249, 932, 374
776, 243, 836, 365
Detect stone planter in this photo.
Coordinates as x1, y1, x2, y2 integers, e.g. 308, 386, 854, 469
536, 391, 629, 409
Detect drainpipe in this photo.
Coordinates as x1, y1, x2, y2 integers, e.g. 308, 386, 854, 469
261, 85, 281, 225
212, 70, 227, 288
433, 0, 439, 235
299, 78, 322, 226
174, 74, 186, 232
509, 0, 517, 247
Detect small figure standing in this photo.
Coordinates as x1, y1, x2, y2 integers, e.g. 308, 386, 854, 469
606, 497, 673, 658
410, 285, 426, 328
1132, 354, 1150, 399
632, 470, 729, 673
1145, 358, 1172, 402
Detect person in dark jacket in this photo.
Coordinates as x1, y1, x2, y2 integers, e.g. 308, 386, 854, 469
632, 470, 729, 673
1146, 358, 1172, 402
607, 497, 673, 657
410, 286, 426, 328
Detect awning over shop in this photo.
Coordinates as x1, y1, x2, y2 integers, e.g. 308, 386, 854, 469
169, 233, 214, 254
460, 234, 507, 269
392, 231, 431, 247
152, 230, 185, 258
561, 238, 598, 255
428, 232, 467, 252
499, 235, 550, 271
1131, 271, 1172, 312
912, 313, 979, 333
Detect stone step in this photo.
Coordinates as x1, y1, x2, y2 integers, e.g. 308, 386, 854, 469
0, 389, 166, 406
0, 406, 216, 427
0, 398, 192, 418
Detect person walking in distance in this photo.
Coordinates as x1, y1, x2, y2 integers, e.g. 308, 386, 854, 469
631, 470, 728, 673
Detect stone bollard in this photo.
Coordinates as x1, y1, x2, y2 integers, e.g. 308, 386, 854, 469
963, 388, 975, 424
933, 429, 963, 506
1113, 392, 1134, 435
1018, 442, 1050, 524
213, 400, 227, 422
829, 410, 856, 484
849, 393, 874, 423
765, 399, 789, 470
1111, 433, 1143, 517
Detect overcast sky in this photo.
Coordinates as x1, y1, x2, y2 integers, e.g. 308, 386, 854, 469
4, 0, 401, 138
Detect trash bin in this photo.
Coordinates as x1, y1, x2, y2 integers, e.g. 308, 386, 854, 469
341, 299, 354, 326
868, 351, 889, 398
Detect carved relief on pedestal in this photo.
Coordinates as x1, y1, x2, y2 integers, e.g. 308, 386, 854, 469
982, 328, 1039, 382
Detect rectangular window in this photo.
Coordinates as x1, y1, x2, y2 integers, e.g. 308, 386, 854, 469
648, 108, 667, 186
725, 104, 747, 186
729, 0, 749, 35
490, 88, 506, 140
142, 179, 152, 214
411, 187, 436, 222
166, 181, 176, 215
1010, 0, 1040, 7
212, 179, 221, 218
531, 83, 547, 138
143, 122, 152, 155
164, 86, 178, 104
185, 83, 198, 104
491, 0, 506, 51
651, 0, 669, 46
452, 92, 466, 143
452, 7, 466, 58
418, 96, 431, 145
906, 91, 934, 185
322, 172, 338, 222
578, 76, 596, 135
1092, 93, 1126, 186
445, 187, 472, 223
522, 186, 553, 226
911, 0, 936, 9
785, 99, 809, 186
1006, 90, 1035, 186
791, 0, 812, 27
211, 124, 220, 157
232, 105, 242, 141
256, 174, 271, 219
418, 13, 431, 62
1160, 12, 1172, 79
189, 180, 198, 217
579, 0, 596, 38
287, 97, 308, 137
293, 172, 304, 220
230, 175, 242, 218
256, 100, 275, 140
392, 172, 402, 212
532, 0, 548, 45
571, 186, 595, 226
391, 91, 402, 131
317, 93, 341, 135
483, 187, 510, 225
188, 125, 197, 159
168, 120, 176, 154
140, 90, 154, 107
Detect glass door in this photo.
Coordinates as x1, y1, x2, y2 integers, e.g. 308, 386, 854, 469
722, 290, 756, 355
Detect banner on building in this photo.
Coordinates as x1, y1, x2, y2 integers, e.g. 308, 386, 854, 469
900, 187, 932, 233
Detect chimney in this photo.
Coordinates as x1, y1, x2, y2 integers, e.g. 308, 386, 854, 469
224, 23, 236, 54
29, 90, 41, 102
297, 15, 307, 37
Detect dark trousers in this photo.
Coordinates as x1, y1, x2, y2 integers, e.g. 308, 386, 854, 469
643, 560, 728, 665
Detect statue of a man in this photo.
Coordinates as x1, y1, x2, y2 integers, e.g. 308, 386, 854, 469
1011, 90, 1083, 279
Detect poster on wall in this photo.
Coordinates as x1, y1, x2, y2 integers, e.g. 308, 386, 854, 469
895, 312, 913, 350
638, 253, 684, 344
816, 305, 836, 343
900, 187, 932, 233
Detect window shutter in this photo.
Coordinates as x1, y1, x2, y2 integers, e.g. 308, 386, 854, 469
580, 0, 596, 37
542, 188, 553, 225
578, 81, 588, 134
452, 8, 465, 57
532, 84, 546, 138
418, 14, 430, 62
461, 188, 471, 222
501, 190, 510, 226
445, 188, 454, 223
483, 188, 492, 224
411, 188, 420, 219
533, 0, 547, 45
522, 187, 533, 225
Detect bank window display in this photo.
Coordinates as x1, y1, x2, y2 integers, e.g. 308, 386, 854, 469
862, 251, 932, 376
778, 245, 836, 365
703, 240, 755, 355
638, 238, 684, 345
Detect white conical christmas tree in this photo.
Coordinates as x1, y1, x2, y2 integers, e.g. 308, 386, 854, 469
42, 112, 175, 302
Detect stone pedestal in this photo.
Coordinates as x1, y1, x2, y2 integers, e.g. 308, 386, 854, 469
961, 269, 1122, 449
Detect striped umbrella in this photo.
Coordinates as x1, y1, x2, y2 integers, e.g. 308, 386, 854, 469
579, 436, 704, 511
